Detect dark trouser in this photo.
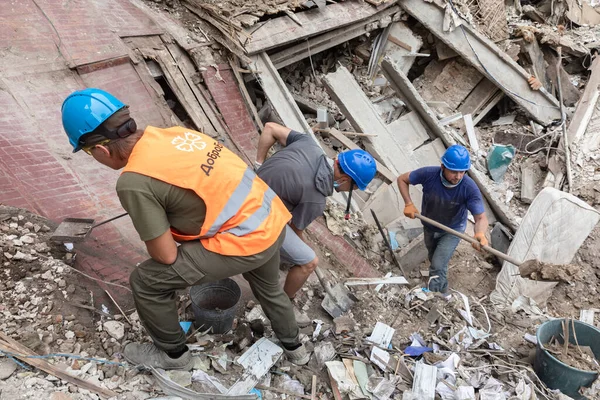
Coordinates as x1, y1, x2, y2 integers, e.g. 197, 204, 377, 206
423, 228, 461, 293
129, 230, 299, 351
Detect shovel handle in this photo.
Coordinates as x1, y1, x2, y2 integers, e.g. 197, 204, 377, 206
413, 214, 522, 267
314, 267, 336, 298
91, 212, 129, 230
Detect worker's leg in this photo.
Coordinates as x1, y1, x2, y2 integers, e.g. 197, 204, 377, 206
128, 230, 294, 367
428, 231, 460, 293
280, 225, 318, 299
243, 246, 300, 347
423, 228, 437, 262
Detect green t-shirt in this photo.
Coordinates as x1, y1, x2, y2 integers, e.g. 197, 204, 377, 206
116, 172, 207, 242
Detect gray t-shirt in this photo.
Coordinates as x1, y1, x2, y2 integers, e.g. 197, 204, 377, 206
257, 131, 333, 230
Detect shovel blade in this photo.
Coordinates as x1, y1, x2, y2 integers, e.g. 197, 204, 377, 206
50, 218, 95, 243
320, 283, 357, 318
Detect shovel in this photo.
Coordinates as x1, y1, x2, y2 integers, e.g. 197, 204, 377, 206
50, 212, 129, 243
413, 213, 540, 271
314, 266, 357, 318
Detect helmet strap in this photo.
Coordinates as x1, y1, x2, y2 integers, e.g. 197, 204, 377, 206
344, 182, 353, 220
94, 118, 137, 140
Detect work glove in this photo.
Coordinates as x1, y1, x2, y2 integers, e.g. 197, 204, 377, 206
472, 232, 489, 251
528, 76, 542, 91
403, 203, 419, 219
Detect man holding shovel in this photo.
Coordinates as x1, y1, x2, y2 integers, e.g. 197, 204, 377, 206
60, 89, 309, 369
397, 145, 488, 296
255, 122, 377, 300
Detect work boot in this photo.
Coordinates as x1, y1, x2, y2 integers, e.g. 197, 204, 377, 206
283, 343, 310, 366
124, 343, 194, 370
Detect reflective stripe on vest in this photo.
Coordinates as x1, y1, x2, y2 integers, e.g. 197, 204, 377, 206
226, 185, 276, 237
202, 167, 276, 239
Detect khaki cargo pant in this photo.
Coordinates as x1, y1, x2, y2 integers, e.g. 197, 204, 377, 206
129, 230, 299, 351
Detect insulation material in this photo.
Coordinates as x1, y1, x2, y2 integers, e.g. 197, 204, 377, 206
491, 188, 600, 307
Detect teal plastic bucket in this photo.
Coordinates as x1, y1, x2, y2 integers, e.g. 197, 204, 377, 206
534, 319, 600, 399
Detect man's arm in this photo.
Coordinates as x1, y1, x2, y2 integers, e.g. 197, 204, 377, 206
397, 172, 413, 205
145, 229, 178, 264
472, 212, 489, 251
256, 122, 292, 165
397, 172, 419, 218
290, 222, 305, 241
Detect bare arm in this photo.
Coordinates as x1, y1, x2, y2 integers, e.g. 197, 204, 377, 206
145, 229, 178, 265
473, 212, 489, 236
256, 122, 292, 164
290, 222, 305, 242
397, 172, 413, 205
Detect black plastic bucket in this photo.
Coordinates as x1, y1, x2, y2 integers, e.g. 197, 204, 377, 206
534, 319, 600, 399
190, 278, 241, 334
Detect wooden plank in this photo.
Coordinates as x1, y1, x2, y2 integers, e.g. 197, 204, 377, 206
249, 52, 318, 142
165, 41, 224, 136
326, 128, 395, 183
270, 6, 400, 70
0, 333, 117, 399
131, 36, 217, 136
399, 0, 561, 125
242, 1, 395, 55
463, 114, 480, 153
458, 78, 499, 116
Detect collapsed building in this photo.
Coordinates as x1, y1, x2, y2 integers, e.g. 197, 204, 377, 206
1, 0, 600, 398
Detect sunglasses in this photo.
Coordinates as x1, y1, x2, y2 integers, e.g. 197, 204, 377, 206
81, 139, 111, 155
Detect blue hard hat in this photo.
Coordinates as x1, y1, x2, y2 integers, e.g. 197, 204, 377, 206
338, 149, 377, 191
61, 88, 126, 153
441, 144, 471, 171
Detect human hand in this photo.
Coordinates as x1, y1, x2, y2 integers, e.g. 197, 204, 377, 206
472, 232, 489, 251
403, 203, 419, 219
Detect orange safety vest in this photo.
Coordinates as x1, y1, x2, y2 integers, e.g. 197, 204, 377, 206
122, 126, 291, 256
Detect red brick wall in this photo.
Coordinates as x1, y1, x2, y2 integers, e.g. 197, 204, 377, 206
203, 64, 259, 163
307, 219, 378, 278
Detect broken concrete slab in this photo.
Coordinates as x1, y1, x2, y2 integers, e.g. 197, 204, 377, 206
568, 57, 600, 146
413, 138, 446, 169
250, 52, 319, 145
384, 22, 423, 75
414, 59, 484, 110
396, 233, 427, 272
270, 6, 400, 69
242, 1, 397, 55
458, 78, 500, 119
544, 50, 580, 107
436, 40, 458, 60
387, 111, 431, 151
323, 65, 424, 175
520, 158, 542, 204
399, 0, 561, 125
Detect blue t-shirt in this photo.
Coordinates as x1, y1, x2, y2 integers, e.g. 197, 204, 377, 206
409, 166, 485, 233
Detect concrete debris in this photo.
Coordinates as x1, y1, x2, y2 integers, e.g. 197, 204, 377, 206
102, 321, 125, 340
0, 359, 17, 380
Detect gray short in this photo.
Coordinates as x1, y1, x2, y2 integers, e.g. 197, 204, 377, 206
279, 225, 316, 266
